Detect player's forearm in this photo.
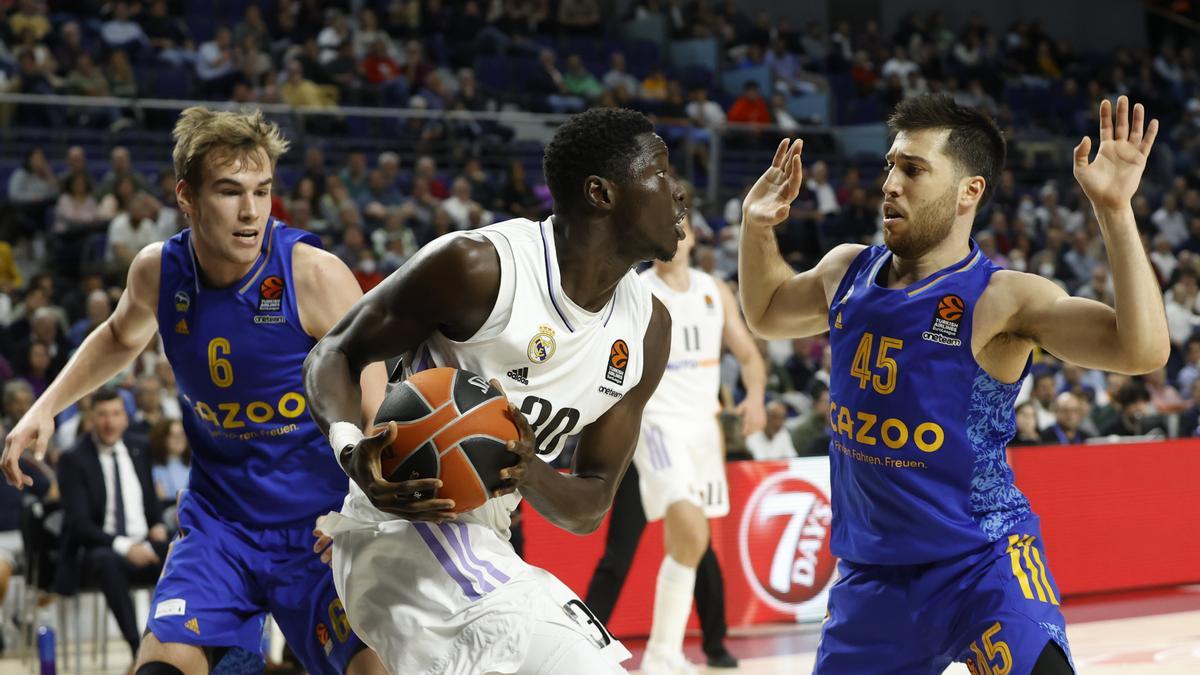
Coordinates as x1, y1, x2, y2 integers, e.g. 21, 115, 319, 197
519, 460, 611, 535
737, 351, 768, 402
303, 341, 365, 436
35, 321, 142, 417
737, 225, 795, 336
1096, 204, 1171, 371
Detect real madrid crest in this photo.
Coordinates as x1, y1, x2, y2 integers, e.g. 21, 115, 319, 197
527, 324, 556, 364
174, 291, 190, 312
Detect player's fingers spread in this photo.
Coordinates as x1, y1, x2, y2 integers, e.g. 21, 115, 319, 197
1115, 96, 1129, 140
1129, 103, 1144, 143
1142, 119, 1160, 154
771, 138, 788, 169
1099, 99, 1112, 140
1073, 137, 1091, 167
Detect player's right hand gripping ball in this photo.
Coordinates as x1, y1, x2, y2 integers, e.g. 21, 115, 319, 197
373, 367, 520, 513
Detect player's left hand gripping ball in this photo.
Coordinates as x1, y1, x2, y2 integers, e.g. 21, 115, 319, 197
490, 378, 537, 497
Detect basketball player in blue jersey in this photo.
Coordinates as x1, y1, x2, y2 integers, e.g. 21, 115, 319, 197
738, 94, 1168, 674
2, 108, 389, 675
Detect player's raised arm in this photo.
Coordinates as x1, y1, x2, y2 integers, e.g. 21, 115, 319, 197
302, 234, 501, 517
1006, 96, 1169, 373
507, 298, 672, 535
738, 139, 864, 339
2, 244, 162, 488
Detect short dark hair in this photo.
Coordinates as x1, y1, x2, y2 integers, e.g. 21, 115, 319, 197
543, 108, 655, 214
1116, 381, 1151, 406
92, 385, 124, 406
887, 94, 1006, 206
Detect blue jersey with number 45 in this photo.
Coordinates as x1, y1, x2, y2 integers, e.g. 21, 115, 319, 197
157, 219, 347, 527
826, 243, 1034, 565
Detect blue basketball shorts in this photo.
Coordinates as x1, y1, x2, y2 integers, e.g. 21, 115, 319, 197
146, 490, 363, 675
815, 522, 1073, 674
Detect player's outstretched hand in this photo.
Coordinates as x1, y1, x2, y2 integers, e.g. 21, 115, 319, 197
345, 421, 457, 522
742, 138, 805, 230
490, 379, 537, 498
1074, 95, 1158, 213
2, 407, 54, 489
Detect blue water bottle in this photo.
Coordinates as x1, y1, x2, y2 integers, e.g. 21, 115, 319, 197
37, 625, 56, 675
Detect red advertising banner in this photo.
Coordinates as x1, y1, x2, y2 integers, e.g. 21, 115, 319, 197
523, 458, 835, 637
1008, 439, 1200, 597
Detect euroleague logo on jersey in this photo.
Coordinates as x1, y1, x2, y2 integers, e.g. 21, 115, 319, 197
258, 276, 284, 312
738, 471, 836, 613
922, 294, 965, 347
606, 339, 629, 385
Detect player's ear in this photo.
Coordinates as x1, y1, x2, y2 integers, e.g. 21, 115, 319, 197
961, 175, 985, 209
583, 175, 615, 212
176, 179, 196, 218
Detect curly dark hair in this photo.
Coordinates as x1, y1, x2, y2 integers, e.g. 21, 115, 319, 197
887, 94, 1006, 205
542, 107, 655, 214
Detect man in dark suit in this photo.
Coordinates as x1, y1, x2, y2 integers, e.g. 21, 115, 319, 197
57, 385, 168, 658
1039, 391, 1095, 445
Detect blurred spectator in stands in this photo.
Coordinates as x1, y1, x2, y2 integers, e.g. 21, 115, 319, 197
1150, 235, 1177, 281
353, 9, 398, 61
766, 38, 824, 95
358, 169, 404, 217
1029, 225, 1066, 282
1165, 270, 1200, 349
352, 249, 385, 292
338, 152, 368, 201
106, 192, 170, 272
1177, 379, 1200, 437
558, 0, 601, 33
976, 231, 1006, 268
444, 177, 493, 231
55, 145, 87, 185
790, 382, 830, 456
1153, 193, 1188, 247
1039, 392, 1092, 445
1010, 402, 1043, 446
101, 1, 149, 55
833, 187, 877, 246
746, 401, 796, 460
686, 86, 725, 131
1026, 370, 1057, 430
1146, 367, 1188, 416
317, 11, 353, 63
325, 39, 364, 104
770, 93, 801, 133
1100, 380, 1165, 437
236, 34, 272, 92
462, 158, 499, 213
9, 0, 49, 40
234, 4, 272, 53
141, 0, 193, 68
1062, 230, 1097, 288
727, 81, 771, 128
318, 175, 353, 227
16, 306, 67, 378
753, 338, 792, 397
128, 373, 165, 446
1178, 337, 1200, 395
528, 48, 584, 113
639, 66, 669, 102
333, 224, 369, 271
414, 156, 449, 199
149, 418, 190, 508
1090, 373, 1128, 433
1075, 263, 1114, 306
400, 40, 433, 94
603, 53, 639, 105
2, 380, 34, 432
98, 147, 151, 198
196, 27, 238, 98
66, 289, 111, 350
52, 21, 86, 78
563, 54, 604, 102
64, 51, 112, 101
7, 146, 60, 227
281, 58, 339, 115
18, 341, 52, 397
501, 159, 542, 222
806, 161, 839, 219
14, 28, 57, 84
361, 38, 407, 106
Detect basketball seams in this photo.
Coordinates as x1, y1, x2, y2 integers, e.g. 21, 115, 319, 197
448, 446, 490, 505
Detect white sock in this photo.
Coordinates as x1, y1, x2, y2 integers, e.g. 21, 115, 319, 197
647, 553, 697, 656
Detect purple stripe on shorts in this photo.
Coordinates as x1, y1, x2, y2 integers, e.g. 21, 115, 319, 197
438, 523, 495, 593
413, 523, 481, 601
454, 522, 511, 585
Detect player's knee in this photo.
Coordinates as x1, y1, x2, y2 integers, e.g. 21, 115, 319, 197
134, 662, 185, 675
664, 502, 709, 565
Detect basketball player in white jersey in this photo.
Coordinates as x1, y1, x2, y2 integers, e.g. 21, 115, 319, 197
634, 216, 767, 674
303, 108, 685, 674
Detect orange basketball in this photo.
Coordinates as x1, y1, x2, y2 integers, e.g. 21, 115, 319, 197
610, 339, 629, 369
373, 368, 520, 513
260, 275, 284, 300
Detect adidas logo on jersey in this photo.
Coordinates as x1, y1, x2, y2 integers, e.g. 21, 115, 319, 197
507, 367, 529, 384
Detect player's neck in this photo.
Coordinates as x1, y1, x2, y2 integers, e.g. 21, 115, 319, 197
886, 232, 972, 288
653, 260, 690, 291
192, 243, 259, 289
551, 219, 630, 312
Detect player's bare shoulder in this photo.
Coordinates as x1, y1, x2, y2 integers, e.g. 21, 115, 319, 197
978, 269, 1067, 338
819, 243, 868, 300
125, 242, 165, 305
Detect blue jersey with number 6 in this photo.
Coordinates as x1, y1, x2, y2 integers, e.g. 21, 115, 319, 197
825, 243, 1034, 565
157, 219, 346, 527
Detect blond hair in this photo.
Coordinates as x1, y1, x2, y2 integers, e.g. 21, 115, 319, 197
171, 107, 290, 189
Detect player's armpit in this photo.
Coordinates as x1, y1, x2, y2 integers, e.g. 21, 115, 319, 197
1003, 272, 1167, 375
742, 243, 863, 340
